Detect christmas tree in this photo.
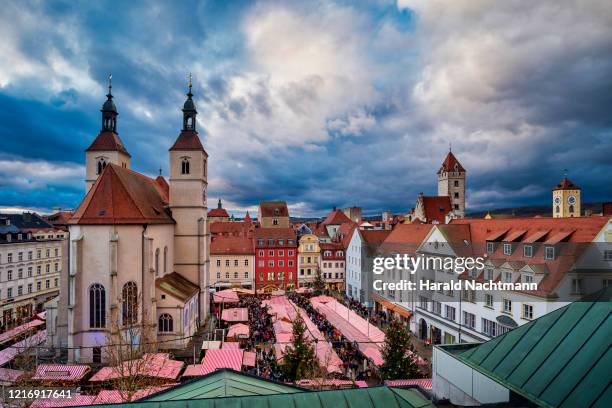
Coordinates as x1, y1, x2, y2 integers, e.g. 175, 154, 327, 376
281, 315, 318, 381
313, 267, 326, 294
379, 319, 421, 380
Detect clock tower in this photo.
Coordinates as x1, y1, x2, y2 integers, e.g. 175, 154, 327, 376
552, 177, 581, 218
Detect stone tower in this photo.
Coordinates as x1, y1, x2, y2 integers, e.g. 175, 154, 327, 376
168, 77, 210, 323
437, 150, 466, 218
85, 76, 131, 193
552, 177, 581, 217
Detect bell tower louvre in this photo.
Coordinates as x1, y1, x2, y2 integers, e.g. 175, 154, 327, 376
85, 74, 131, 193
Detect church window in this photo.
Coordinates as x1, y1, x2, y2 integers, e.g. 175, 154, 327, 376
569, 205, 574, 213
122, 281, 138, 325
89, 283, 106, 328
181, 158, 190, 175
159, 313, 173, 332
155, 249, 160, 276
163, 247, 168, 273
555, 205, 560, 213
97, 159, 107, 175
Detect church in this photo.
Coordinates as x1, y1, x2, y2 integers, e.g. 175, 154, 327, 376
65, 78, 210, 363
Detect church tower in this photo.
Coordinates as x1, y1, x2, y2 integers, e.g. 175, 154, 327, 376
168, 76, 210, 323
552, 176, 581, 217
85, 75, 131, 193
437, 149, 466, 218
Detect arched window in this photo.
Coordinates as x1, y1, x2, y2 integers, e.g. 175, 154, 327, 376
155, 249, 160, 276
97, 159, 107, 175
181, 158, 190, 175
569, 205, 574, 213
122, 282, 138, 325
89, 284, 106, 328
555, 205, 560, 213
158, 314, 173, 332
163, 247, 168, 274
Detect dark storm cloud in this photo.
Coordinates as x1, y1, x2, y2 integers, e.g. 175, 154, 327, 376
0, 0, 611, 215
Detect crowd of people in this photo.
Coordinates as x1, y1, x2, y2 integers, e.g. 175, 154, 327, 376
289, 293, 375, 381
240, 296, 274, 347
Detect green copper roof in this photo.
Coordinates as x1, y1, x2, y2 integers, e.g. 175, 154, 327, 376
93, 386, 433, 408
144, 369, 302, 400
457, 287, 612, 408
84, 369, 433, 408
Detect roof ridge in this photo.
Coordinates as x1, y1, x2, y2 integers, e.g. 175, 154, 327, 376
108, 164, 148, 221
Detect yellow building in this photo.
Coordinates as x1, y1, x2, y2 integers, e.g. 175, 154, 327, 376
297, 234, 320, 287
553, 178, 581, 218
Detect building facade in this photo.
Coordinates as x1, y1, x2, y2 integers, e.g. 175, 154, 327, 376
254, 228, 297, 292
258, 201, 289, 228
297, 234, 321, 288
320, 242, 345, 291
210, 236, 255, 289
553, 177, 581, 217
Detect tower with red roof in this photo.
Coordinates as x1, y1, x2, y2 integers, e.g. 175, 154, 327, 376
437, 149, 466, 218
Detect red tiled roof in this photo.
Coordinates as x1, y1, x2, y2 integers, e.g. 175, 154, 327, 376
169, 130, 206, 152
253, 227, 296, 242
43, 211, 74, 227
335, 222, 358, 249
259, 201, 289, 217
69, 164, 174, 225
380, 224, 434, 255
155, 176, 169, 201
86, 131, 131, 157
422, 196, 452, 224
554, 177, 580, 190
437, 151, 465, 174
210, 221, 250, 236
449, 216, 609, 297
211, 236, 254, 255
321, 209, 352, 226
320, 242, 344, 259
208, 208, 229, 218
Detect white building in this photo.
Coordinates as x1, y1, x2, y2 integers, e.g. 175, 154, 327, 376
62, 80, 210, 362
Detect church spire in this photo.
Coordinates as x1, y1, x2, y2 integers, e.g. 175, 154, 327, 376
101, 74, 118, 132
182, 73, 197, 131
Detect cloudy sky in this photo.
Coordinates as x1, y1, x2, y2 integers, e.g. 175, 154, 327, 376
1, 0, 611, 217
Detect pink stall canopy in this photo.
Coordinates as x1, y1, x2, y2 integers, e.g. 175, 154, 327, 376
0, 319, 45, 345
310, 296, 385, 366
194, 349, 244, 375
221, 342, 241, 350
227, 323, 250, 339
296, 287, 313, 294
33, 364, 90, 382
213, 289, 240, 304
265, 296, 343, 374
89, 353, 184, 382
221, 308, 249, 322
0, 329, 46, 366
30, 385, 176, 407
243, 351, 256, 367
384, 378, 433, 390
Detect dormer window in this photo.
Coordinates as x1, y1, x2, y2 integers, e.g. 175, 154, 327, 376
503, 243, 512, 255
486, 242, 495, 253
523, 245, 533, 258
545, 246, 555, 260
181, 158, 190, 175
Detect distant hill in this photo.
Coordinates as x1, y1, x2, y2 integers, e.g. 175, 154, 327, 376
467, 202, 608, 219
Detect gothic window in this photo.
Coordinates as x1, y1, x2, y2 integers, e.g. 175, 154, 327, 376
97, 159, 107, 175
569, 205, 575, 213
89, 283, 106, 328
181, 158, 190, 175
555, 205, 560, 213
158, 313, 173, 332
155, 249, 160, 276
122, 281, 138, 325
163, 247, 168, 273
